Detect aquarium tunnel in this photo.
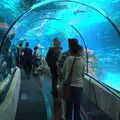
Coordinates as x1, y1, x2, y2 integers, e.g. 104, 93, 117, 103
0, 0, 120, 120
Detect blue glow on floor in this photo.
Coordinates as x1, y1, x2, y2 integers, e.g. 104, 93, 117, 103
40, 76, 53, 120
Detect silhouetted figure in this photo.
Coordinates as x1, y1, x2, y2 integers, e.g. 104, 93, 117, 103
32, 46, 41, 76
16, 43, 23, 67
62, 42, 84, 120
7, 48, 13, 70
22, 42, 32, 78
46, 38, 62, 98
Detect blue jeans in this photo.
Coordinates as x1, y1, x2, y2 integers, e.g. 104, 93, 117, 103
65, 86, 83, 120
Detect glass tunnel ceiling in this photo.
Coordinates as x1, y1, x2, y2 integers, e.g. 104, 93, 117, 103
0, 0, 120, 25
9, 1, 120, 48
0, 0, 120, 91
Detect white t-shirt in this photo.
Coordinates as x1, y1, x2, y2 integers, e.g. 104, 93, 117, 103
62, 56, 84, 88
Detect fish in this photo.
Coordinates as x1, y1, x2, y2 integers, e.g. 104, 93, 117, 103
73, 9, 86, 14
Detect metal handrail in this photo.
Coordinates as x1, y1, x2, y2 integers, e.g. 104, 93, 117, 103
84, 72, 120, 100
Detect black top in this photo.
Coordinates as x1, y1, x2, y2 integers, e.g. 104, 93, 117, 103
46, 46, 61, 67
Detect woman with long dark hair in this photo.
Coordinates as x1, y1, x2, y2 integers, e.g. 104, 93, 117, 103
62, 39, 84, 120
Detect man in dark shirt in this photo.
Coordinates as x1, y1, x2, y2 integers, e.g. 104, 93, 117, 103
22, 42, 32, 78
46, 38, 62, 98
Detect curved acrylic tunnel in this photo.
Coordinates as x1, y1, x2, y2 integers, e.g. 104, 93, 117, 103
0, 1, 120, 91
0, 1, 120, 120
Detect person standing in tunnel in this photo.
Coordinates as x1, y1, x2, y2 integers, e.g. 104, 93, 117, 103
57, 38, 83, 77
22, 42, 32, 79
16, 42, 23, 68
32, 45, 42, 87
46, 38, 62, 99
57, 38, 84, 120
16, 39, 26, 68
62, 43, 84, 120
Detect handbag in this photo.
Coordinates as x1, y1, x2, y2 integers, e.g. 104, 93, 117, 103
62, 57, 76, 100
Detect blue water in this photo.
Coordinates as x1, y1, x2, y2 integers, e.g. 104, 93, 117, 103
103, 73, 120, 91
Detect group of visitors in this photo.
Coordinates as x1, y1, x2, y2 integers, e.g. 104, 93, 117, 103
16, 41, 42, 78
46, 38, 84, 120
16, 37, 84, 120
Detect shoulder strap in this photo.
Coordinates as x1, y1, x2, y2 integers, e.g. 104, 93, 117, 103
66, 57, 76, 84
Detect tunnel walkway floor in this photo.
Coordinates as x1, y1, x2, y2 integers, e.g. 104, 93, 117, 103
15, 69, 85, 120
15, 69, 62, 120
15, 70, 48, 120
15, 68, 112, 120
